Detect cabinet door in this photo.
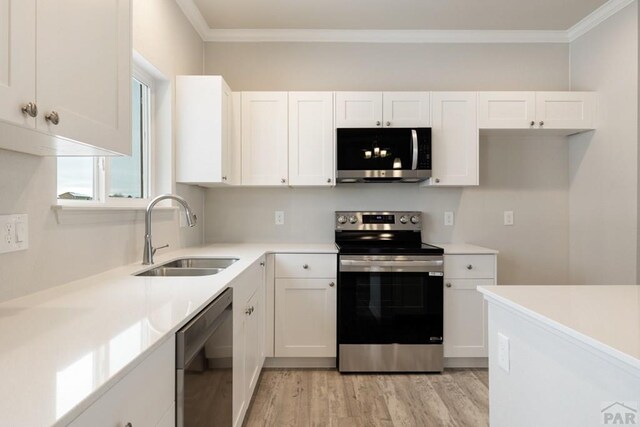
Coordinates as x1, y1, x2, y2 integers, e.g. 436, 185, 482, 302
241, 92, 289, 185
68, 336, 175, 427
244, 287, 263, 401
36, 0, 131, 155
288, 92, 335, 186
176, 76, 233, 185
428, 92, 478, 186
478, 92, 536, 129
0, 0, 36, 128
275, 278, 337, 357
443, 280, 493, 358
535, 91, 596, 130
335, 92, 383, 128
382, 92, 430, 128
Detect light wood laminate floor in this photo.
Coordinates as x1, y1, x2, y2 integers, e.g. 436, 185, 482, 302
244, 369, 489, 427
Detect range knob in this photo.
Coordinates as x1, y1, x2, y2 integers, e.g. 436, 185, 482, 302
399, 216, 409, 224
410, 215, 420, 224
348, 215, 358, 224
337, 215, 347, 225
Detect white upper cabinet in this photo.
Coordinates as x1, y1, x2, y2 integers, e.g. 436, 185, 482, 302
241, 92, 289, 186
336, 92, 430, 128
335, 92, 383, 128
478, 91, 596, 131
426, 92, 478, 187
0, 0, 132, 156
535, 91, 596, 130
0, 0, 36, 129
288, 92, 335, 186
382, 92, 431, 128
478, 92, 536, 129
176, 76, 236, 186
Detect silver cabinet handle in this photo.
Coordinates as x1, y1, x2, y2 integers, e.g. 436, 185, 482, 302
376, 121, 381, 126
327, 178, 332, 183
530, 121, 535, 127
45, 111, 60, 125
329, 282, 335, 287
222, 176, 227, 181
446, 283, 452, 288
386, 121, 391, 127
260, 262, 265, 267
467, 264, 473, 270
281, 178, 286, 184
126, 423, 132, 427
21, 102, 38, 118
435, 178, 440, 184
303, 264, 309, 269
539, 121, 544, 127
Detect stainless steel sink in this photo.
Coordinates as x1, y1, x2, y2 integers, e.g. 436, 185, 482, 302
134, 257, 239, 277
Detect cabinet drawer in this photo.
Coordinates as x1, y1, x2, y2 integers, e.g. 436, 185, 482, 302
69, 336, 175, 427
275, 254, 337, 278
445, 255, 495, 279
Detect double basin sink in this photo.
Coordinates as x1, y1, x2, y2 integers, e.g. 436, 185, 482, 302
135, 257, 239, 277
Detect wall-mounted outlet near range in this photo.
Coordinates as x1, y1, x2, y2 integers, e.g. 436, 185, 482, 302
275, 211, 285, 225
444, 211, 454, 226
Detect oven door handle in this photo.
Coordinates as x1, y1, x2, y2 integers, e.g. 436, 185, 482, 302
411, 129, 418, 170
341, 259, 443, 268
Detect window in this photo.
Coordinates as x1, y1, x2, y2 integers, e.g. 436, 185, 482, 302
57, 73, 153, 204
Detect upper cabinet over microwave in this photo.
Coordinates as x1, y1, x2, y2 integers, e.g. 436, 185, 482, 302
335, 92, 430, 128
0, 0, 132, 156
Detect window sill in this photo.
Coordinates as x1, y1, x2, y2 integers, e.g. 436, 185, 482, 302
52, 204, 178, 225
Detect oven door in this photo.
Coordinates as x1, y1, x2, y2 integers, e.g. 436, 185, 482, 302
338, 255, 443, 345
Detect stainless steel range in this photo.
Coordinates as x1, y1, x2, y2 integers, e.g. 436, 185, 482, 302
335, 211, 444, 373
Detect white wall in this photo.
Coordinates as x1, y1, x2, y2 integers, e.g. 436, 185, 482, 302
569, 2, 638, 286
203, 43, 571, 286
0, 0, 204, 302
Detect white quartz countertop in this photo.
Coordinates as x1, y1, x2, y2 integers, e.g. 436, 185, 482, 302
479, 285, 640, 372
0, 243, 337, 427
433, 243, 499, 255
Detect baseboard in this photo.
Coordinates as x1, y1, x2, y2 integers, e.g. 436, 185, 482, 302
264, 357, 336, 369
444, 357, 488, 368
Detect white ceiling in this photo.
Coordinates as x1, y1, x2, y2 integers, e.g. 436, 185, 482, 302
192, 0, 608, 31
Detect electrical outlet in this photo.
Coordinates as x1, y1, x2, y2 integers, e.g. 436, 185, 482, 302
504, 211, 514, 226
0, 214, 28, 254
498, 332, 510, 373
444, 211, 454, 226
275, 211, 285, 225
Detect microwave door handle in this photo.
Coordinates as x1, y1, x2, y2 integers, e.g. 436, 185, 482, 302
411, 129, 418, 170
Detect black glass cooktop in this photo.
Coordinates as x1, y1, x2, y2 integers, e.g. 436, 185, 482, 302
335, 231, 443, 255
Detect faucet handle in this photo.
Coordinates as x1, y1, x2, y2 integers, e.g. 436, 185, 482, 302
152, 244, 169, 256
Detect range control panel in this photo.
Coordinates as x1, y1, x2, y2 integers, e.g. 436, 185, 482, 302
0, 214, 29, 254
335, 211, 422, 231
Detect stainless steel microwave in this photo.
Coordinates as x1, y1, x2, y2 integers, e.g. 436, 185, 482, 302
336, 128, 432, 183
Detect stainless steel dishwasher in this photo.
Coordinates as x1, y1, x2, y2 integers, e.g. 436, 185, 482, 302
176, 288, 233, 427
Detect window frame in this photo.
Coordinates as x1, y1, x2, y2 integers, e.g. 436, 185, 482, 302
56, 64, 156, 209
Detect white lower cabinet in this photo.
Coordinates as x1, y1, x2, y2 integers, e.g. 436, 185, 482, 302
275, 278, 337, 357
443, 254, 497, 360
274, 254, 337, 358
231, 257, 266, 427
68, 336, 175, 427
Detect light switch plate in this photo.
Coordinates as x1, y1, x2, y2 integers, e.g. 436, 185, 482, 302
0, 214, 28, 254
498, 332, 510, 373
444, 211, 454, 226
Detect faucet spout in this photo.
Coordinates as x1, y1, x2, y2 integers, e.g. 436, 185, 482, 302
142, 194, 197, 265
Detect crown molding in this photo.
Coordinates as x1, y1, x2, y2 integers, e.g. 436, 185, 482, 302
176, 0, 210, 40
202, 29, 569, 43
567, 0, 635, 42
177, 0, 632, 44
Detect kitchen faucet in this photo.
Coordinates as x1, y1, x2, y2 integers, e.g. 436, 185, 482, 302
143, 194, 197, 265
